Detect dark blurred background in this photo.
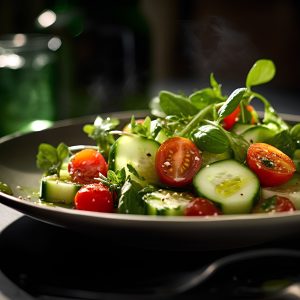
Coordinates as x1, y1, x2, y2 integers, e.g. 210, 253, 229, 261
0, 0, 299, 135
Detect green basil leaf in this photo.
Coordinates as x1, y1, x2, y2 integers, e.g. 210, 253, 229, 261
189, 88, 222, 110
36, 143, 69, 176
192, 125, 230, 153
218, 88, 247, 119
36, 143, 58, 172
57, 143, 69, 162
159, 91, 198, 116
246, 59, 276, 88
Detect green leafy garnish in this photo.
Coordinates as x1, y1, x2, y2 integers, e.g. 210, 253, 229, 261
97, 164, 144, 193
266, 130, 296, 157
36, 143, 69, 176
189, 74, 225, 110
192, 124, 230, 154
129, 116, 153, 139
218, 88, 247, 119
246, 59, 276, 88
118, 179, 146, 214
159, 91, 198, 116
83, 116, 120, 159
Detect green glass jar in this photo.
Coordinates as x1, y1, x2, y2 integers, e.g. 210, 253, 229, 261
0, 34, 61, 136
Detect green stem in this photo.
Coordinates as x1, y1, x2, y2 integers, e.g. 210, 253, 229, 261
251, 91, 271, 108
177, 103, 221, 137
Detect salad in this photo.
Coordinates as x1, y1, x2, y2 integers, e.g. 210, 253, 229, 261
36, 59, 300, 216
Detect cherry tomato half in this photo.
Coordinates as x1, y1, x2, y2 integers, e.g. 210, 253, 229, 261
246, 143, 296, 187
68, 149, 108, 184
155, 137, 202, 187
185, 197, 221, 216
253, 195, 296, 213
74, 183, 114, 212
223, 105, 257, 130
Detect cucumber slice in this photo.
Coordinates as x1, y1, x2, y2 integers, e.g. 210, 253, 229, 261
40, 175, 81, 205
193, 159, 260, 214
143, 189, 194, 215
231, 124, 254, 135
262, 174, 300, 209
109, 135, 160, 185
241, 125, 275, 144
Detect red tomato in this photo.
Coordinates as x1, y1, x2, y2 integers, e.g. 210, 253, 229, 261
275, 196, 296, 212
68, 149, 108, 184
222, 105, 257, 130
155, 137, 202, 187
185, 197, 221, 216
223, 106, 240, 130
74, 183, 114, 212
254, 196, 296, 213
246, 143, 296, 187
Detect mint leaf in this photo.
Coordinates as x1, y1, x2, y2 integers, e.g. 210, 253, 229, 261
246, 59, 276, 88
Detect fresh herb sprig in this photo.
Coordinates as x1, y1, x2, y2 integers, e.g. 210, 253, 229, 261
83, 116, 120, 159
36, 143, 69, 176
149, 58, 300, 159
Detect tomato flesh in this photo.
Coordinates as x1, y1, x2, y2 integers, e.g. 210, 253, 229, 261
155, 137, 202, 187
74, 183, 113, 212
185, 197, 221, 216
223, 105, 257, 130
68, 149, 108, 184
254, 195, 296, 213
246, 143, 296, 187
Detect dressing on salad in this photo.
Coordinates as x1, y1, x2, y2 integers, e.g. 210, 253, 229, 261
36, 59, 300, 216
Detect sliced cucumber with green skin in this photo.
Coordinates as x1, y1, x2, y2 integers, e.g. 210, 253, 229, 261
262, 174, 300, 209
109, 135, 160, 185
241, 125, 275, 144
40, 175, 82, 205
193, 159, 260, 214
231, 124, 254, 135
143, 189, 194, 215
